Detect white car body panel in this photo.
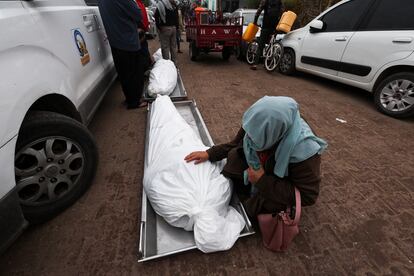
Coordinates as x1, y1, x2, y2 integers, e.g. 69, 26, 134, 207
21, 0, 107, 108
0, 138, 17, 199
299, 30, 354, 76
339, 30, 414, 83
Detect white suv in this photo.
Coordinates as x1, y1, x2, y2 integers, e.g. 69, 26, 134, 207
280, 0, 414, 118
0, 0, 115, 251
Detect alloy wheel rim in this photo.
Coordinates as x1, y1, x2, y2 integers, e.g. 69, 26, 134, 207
280, 52, 291, 72
15, 136, 85, 206
380, 79, 414, 112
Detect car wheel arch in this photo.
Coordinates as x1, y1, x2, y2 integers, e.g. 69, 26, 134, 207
373, 65, 414, 93
25, 94, 82, 124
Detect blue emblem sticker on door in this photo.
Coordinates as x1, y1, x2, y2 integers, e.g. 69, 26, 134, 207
73, 29, 90, 66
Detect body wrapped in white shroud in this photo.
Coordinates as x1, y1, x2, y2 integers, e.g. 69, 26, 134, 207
143, 96, 245, 253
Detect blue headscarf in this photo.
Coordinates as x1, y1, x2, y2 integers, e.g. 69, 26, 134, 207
242, 96, 327, 182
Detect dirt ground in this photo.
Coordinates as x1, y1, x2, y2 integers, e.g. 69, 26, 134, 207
1, 40, 414, 276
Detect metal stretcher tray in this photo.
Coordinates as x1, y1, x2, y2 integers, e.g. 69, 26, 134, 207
138, 100, 255, 262
143, 70, 188, 102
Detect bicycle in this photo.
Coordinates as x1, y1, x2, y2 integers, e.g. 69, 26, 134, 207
246, 31, 284, 72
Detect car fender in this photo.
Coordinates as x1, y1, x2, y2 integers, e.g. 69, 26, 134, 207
0, 45, 76, 147
281, 28, 306, 64
368, 51, 414, 91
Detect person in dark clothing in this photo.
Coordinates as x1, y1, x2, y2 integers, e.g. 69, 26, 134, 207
98, 0, 147, 109
184, 96, 327, 218
251, 0, 283, 70
134, 0, 154, 73
176, 8, 184, 54
138, 30, 153, 72
155, 0, 179, 64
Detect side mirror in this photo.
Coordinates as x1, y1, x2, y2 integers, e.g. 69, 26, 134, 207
309, 20, 324, 33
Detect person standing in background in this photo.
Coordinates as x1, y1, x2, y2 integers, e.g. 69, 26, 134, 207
176, 7, 184, 54
135, 0, 154, 70
98, 0, 147, 109
155, 0, 179, 64
251, 0, 283, 70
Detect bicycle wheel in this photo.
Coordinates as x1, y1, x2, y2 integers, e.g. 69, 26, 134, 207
265, 42, 283, 72
246, 41, 258, 65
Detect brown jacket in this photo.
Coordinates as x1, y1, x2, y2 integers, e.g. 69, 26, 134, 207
207, 128, 321, 216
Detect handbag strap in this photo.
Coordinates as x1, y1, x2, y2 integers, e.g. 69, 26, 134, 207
281, 187, 301, 225
292, 187, 301, 225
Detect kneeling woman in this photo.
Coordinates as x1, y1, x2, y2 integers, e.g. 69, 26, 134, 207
185, 96, 327, 217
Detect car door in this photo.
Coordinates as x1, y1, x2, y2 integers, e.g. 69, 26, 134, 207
84, 0, 113, 75
298, 0, 374, 77
339, 0, 414, 83
21, 0, 106, 122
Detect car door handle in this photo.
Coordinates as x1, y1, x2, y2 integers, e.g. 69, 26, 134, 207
335, 36, 347, 42
393, 37, 412, 44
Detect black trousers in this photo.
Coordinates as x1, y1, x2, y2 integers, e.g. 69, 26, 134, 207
111, 47, 145, 106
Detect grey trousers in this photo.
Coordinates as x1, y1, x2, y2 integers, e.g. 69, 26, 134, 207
159, 26, 177, 64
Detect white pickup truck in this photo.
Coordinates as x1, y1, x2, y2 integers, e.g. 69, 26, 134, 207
0, 0, 116, 252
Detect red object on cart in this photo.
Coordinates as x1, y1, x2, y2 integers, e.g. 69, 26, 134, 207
186, 11, 242, 61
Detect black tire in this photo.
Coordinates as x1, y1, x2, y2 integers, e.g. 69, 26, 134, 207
374, 72, 414, 118
222, 47, 232, 61
15, 111, 98, 224
246, 41, 258, 65
189, 41, 199, 61
234, 45, 242, 60
279, 48, 296, 75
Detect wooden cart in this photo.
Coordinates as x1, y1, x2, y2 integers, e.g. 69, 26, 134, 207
186, 11, 243, 61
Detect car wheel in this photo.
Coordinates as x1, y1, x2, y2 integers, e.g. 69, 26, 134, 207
246, 41, 258, 65
189, 41, 199, 61
222, 47, 232, 61
14, 111, 98, 224
374, 72, 414, 118
279, 48, 296, 75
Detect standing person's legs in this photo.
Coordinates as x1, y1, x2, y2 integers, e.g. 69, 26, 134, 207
110, 47, 140, 108
135, 51, 146, 103
252, 28, 273, 68
176, 29, 182, 53
159, 27, 172, 60
124, 50, 146, 109
169, 27, 177, 64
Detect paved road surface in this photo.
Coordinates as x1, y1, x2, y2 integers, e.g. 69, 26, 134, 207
1, 41, 413, 276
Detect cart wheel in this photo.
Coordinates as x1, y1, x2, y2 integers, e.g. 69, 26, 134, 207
222, 47, 232, 61
189, 42, 199, 61
246, 41, 258, 65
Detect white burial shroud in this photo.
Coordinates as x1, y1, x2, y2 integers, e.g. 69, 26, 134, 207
143, 96, 245, 253
148, 58, 177, 97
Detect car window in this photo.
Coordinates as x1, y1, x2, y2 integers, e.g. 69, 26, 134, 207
243, 13, 255, 25
360, 0, 414, 31
242, 13, 264, 26
320, 0, 374, 32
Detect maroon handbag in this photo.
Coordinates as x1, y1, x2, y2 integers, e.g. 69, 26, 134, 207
257, 188, 301, 252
